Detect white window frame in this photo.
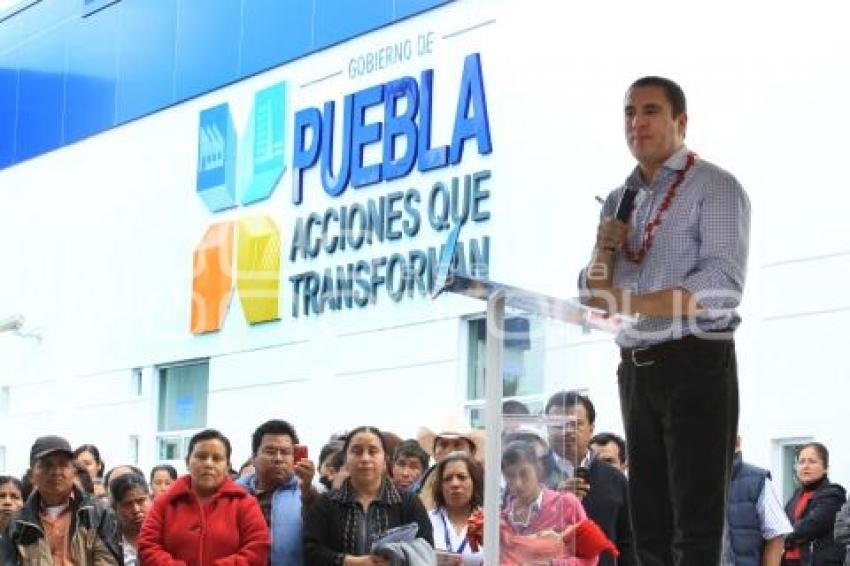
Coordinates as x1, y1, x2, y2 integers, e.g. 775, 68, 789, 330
772, 436, 813, 503
0, 385, 8, 415
154, 359, 209, 466
463, 313, 547, 424
130, 368, 143, 397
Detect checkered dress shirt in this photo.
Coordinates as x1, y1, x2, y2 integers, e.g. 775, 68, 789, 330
580, 145, 751, 348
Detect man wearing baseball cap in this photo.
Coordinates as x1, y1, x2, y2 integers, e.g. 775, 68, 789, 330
0, 435, 122, 565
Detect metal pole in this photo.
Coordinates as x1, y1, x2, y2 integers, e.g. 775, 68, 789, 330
482, 290, 505, 564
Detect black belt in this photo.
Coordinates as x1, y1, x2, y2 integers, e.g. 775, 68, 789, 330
620, 331, 732, 367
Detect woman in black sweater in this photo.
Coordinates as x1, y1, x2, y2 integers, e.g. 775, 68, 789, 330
303, 426, 433, 565
782, 442, 847, 566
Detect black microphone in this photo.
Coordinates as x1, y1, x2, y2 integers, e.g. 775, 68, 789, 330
601, 187, 638, 253
615, 186, 639, 223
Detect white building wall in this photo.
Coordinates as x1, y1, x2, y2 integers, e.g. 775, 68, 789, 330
1, 0, 849, 499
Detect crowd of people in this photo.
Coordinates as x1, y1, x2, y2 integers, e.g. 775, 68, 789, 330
0, 390, 847, 566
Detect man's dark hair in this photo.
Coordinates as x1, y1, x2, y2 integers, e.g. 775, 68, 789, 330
103, 465, 145, 490
501, 440, 541, 474
629, 76, 687, 117
503, 431, 547, 453
187, 429, 232, 462
590, 432, 627, 464
238, 457, 255, 475
73, 444, 105, 478
329, 448, 346, 470
431, 452, 483, 511
109, 472, 149, 507
149, 464, 178, 484
381, 432, 402, 469
20, 469, 34, 501
797, 442, 830, 469
392, 439, 429, 471
544, 390, 596, 424
73, 462, 95, 494
319, 441, 343, 467
503, 399, 530, 415
251, 420, 299, 456
0, 476, 23, 496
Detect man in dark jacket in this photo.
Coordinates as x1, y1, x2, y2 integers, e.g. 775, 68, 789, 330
544, 390, 637, 566
590, 433, 628, 474
0, 435, 122, 566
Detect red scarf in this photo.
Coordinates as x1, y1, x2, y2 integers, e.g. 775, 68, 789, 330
784, 490, 815, 560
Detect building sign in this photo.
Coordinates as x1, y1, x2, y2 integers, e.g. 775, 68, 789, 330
190, 51, 494, 334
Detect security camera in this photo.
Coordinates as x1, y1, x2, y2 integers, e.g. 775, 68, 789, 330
0, 315, 25, 333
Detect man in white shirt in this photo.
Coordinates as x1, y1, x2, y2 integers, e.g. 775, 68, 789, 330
723, 438, 792, 566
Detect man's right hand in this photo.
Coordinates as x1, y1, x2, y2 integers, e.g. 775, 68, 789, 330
596, 217, 630, 252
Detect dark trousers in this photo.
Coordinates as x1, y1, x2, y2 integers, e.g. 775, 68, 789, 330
618, 334, 739, 566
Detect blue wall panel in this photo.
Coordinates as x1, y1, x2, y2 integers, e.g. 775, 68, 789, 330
63, 6, 117, 142
0, 13, 24, 57
240, 0, 313, 78
314, 0, 393, 51
0, 0, 452, 169
0, 56, 18, 167
13, 0, 76, 46
174, 0, 240, 101
394, 0, 452, 20
15, 29, 65, 161
115, 0, 177, 122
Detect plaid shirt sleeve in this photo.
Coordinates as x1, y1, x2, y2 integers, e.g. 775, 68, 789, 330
758, 477, 793, 540
681, 169, 751, 311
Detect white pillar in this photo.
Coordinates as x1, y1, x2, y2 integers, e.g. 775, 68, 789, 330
482, 291, 505, 564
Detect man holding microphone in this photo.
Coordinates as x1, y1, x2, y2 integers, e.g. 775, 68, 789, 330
579, 76, 750, 566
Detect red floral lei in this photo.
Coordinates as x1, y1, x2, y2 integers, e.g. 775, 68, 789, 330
623, 151, 697, 264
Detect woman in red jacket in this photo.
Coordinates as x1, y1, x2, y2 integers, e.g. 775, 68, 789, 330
139, 429, 270, 566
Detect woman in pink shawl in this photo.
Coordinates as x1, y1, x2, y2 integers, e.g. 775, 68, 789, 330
500, 440, 597, 566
